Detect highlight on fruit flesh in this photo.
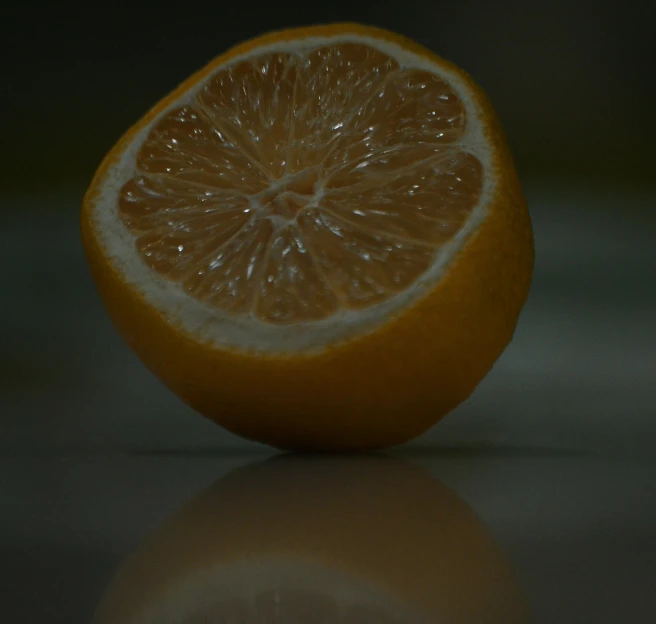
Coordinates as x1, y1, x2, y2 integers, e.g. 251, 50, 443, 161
91, 455, 528, 624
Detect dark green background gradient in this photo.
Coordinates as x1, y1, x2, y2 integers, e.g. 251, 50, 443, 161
2, 6, 656, 622
3, 1, 655, 191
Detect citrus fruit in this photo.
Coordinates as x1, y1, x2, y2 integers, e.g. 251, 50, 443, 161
81, 24, 534, 451
92, 455, 528, 623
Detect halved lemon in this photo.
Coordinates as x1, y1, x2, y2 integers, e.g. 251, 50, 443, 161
82, 24, 534, 450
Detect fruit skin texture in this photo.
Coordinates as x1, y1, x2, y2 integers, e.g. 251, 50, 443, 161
81, 23, 534, 451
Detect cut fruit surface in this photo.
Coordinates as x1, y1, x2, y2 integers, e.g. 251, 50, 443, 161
89, 27, 495, 351
118, 46, 480, 327
82, 24, 533, 451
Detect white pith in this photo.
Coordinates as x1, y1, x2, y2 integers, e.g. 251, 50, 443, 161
89, 33, 496, 353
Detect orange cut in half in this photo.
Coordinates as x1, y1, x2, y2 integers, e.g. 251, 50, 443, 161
81, 23, 534, 451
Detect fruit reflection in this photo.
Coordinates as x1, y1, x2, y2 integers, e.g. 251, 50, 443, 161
93, 455, 527, 623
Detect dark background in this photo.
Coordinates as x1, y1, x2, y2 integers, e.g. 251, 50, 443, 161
2, 2, 655, 453
4, 1, 656, 191
2, 5, 656, 623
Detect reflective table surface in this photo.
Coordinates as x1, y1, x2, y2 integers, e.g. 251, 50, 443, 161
3, 450, 656, 623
